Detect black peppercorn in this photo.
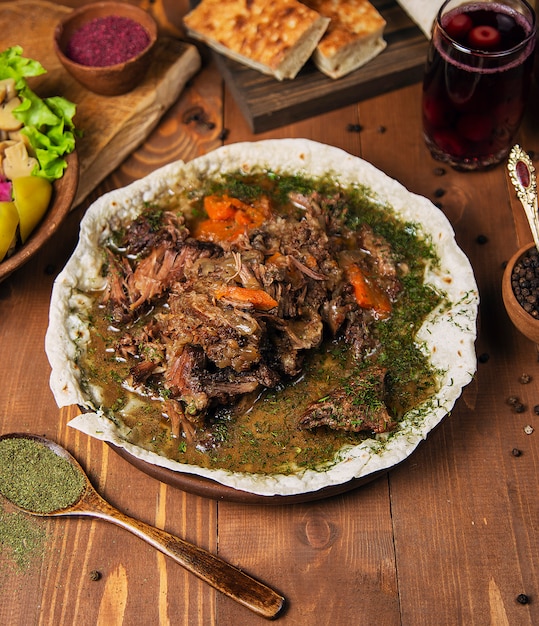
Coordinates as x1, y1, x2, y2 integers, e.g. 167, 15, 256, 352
511, 246, 539, 318
516, 594, 530, 605
476, 235, 488, 244
89, 570, 102, 581
478, 353, 490, 363
512, 448, 523, 457
217, 128, 230, 141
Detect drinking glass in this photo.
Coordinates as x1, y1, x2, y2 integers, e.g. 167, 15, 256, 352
422, 0, 536, 171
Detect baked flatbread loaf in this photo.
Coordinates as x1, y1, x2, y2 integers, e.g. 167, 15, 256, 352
183, 0, 330, 80
303, 0, 387, 79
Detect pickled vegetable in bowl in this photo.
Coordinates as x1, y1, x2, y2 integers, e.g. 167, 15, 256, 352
0, 177, 52, 260
0, 150, 78, 283
0, 46, 77, 263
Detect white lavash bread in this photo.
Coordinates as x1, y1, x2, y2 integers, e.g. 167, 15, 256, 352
183, 0, 330, 80
302, 0, 387, 79
396, 0, 444, 38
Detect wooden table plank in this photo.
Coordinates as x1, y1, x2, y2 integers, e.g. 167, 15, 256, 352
3, 1, 539, 624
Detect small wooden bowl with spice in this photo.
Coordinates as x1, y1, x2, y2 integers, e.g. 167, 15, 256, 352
502, 242, 539, 344
53, 1, 158, 96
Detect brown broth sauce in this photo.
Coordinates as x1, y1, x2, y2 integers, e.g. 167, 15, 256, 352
81, 305, 437, 475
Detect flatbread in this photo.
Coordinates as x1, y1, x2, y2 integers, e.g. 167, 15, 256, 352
396, 0, 443, 38
183, 0, 330, 80
45, 139, 478, 497
304, 0, 387, 79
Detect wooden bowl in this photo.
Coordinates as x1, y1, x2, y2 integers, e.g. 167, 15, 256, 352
502, 242, 539, 344
53, 2, 158, 96
0, 151, 79, 283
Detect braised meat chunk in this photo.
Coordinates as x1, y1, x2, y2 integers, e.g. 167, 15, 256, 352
298, 366, 396, 433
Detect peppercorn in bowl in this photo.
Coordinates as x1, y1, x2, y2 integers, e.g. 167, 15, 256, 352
53, 1, 158, 96
502, 242, 539, 344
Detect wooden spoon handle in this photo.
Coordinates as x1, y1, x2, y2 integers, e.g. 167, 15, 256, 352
80, 492, 285, 619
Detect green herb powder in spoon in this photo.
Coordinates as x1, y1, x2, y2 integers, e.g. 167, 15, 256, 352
0, 437, 85, 513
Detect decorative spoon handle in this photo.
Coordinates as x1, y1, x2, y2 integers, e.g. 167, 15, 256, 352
65, 487, 285, 620
507, 144, 539, 249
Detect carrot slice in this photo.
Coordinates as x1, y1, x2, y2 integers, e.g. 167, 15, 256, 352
345, 263, 392, 319
215, 285, 278, 310
192, 219, 242, 242
203, 194, 244, 221
194, 195, 270, 242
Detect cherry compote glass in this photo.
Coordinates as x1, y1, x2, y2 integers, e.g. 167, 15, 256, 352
422, 0, 536, 171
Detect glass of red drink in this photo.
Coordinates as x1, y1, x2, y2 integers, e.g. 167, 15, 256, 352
422, 0, 536, 171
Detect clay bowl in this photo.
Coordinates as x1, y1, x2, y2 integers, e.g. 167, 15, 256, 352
0, 151, 79, 283
53, 2, 158, 96
502, 242, 539, 344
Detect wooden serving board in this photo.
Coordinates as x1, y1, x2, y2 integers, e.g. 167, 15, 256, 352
0, 1, 201, 207
208, 0, 429, 133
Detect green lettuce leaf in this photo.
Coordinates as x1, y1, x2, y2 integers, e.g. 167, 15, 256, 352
0, 46, 77, 181
0, 46, 46, 88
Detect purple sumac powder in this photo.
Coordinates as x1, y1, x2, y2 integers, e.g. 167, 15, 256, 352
66, 16, 150, 67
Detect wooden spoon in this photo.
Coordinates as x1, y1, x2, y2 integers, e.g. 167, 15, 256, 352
0, 433, 285, 620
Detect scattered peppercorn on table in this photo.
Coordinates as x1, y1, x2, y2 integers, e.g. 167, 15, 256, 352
1, 0, 539, 624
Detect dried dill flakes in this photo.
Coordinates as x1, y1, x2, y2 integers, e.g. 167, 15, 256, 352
0, 500, 48, 571
0, 437, 85, 514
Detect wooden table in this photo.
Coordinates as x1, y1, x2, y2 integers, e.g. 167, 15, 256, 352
2, 1, 539, 624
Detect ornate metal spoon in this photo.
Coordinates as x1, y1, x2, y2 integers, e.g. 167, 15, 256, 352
0, 433, 285, 620
507, 144, 539, 249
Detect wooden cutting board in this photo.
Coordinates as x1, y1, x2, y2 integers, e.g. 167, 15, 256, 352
208, 0, 428, 133
0, 1, 201, 206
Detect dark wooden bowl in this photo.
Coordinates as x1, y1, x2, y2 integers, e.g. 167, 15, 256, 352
502, 242, 539, 344
0, 151, 79, 283
53, 2, 158, 96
